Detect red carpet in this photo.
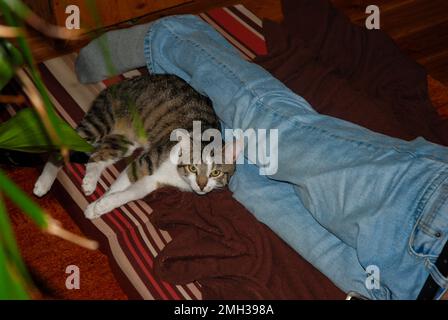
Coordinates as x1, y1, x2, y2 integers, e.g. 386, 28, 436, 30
6, 167, 127, 299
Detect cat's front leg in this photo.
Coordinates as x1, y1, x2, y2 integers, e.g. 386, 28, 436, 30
34, 157, 62, 197
82, 160, 115, 196
84, 175, 157, 219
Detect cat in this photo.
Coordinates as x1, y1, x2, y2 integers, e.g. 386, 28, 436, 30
33, 74, 241, 219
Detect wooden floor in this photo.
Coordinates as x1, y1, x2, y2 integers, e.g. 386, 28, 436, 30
22, 0, 448, 85
331, 0, 448, 85
244, 0, 448, 85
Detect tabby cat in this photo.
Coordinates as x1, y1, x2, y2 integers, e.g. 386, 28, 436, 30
33, 74, 240, 219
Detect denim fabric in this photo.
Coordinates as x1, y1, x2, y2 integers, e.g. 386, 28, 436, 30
143, 15, 448, 299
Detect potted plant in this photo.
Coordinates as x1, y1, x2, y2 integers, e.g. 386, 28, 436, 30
0, 0, 99, 299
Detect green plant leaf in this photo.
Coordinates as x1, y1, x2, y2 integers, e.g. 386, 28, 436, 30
0, 0, 67, 150
0, 195, 29, 278
0, 196, 30, 300
0, 45, 15, 90
1, 0, 31, 20
0, 39, 24, 90
2, 39, 24, 67
0, 244, 30, 300
0, 171, 47, 228
0, 108, 94, 153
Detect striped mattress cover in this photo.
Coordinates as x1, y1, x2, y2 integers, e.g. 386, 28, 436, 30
28, 5, 269, 300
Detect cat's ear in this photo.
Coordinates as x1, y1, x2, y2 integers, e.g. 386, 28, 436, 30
224, 138, 244, 163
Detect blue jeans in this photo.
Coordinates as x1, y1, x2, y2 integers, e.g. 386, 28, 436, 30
143, 15, 448, 299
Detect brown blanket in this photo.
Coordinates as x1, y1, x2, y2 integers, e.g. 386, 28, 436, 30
148, 188, 343, 299
147, 0, 448, 300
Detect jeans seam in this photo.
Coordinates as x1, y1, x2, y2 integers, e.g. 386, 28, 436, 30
148, 17, 254, 93
408, 169, 448, 259
252, 98, 425, 157
420, 192, 448, 234
144, 26, 156, 74
146, 18, 260, 126
427, 258, 448, 288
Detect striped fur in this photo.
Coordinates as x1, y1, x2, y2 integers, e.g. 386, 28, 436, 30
76, 74, 232, 182
34, 74, 237, 212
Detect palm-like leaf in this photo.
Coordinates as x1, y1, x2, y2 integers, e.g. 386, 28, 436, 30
0, 0, 101, 299
0, 108, 94, 153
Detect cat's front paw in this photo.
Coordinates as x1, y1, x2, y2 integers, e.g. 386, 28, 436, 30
33, 178, 51, 197
82, 174, 97, 196
94, 197, 115, 216
84, 197, 116, 220
84, 202, 101, 220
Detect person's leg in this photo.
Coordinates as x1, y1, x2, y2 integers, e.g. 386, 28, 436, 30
230, 162, 387, 299
75, 23, 151, 84
144, 15, 448, 299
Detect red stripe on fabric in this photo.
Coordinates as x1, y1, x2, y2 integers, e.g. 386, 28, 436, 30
76, 169, 183, 300
64, 164, 163, 299
63, 129, 187, 299
51, 179, 145, 299
206, 8, 267, 55
198, 13, 252, 60
228, 6, 263, 34
106, 213, 171, 300
101, 167, 173, 249
99, 184, 181, 299
103, 75, 126, 87
80, 175, 176, 301
66, 163, 174, 300
131, 200, 170, 246
38, 56, 199, 299
123, 215, 182, 300
38, 63, 85, 123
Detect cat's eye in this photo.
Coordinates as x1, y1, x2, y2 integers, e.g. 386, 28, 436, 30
187, 165, 197, 173
210, 169, 222, 177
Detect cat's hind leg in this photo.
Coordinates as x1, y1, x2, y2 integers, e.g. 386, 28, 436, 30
104, 166, 132, 196
104, 151, 156, 196
82, 159, 115, 196
82, 134, 137, 196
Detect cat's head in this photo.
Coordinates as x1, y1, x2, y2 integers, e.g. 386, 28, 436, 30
176, 140, 242, 195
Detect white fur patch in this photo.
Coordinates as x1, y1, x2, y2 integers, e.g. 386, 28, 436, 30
106, 169, 131, 195
154, 159, 192, 191
82, 160, 114, 196
84, 159, 192, 219
33, 161, 60, 197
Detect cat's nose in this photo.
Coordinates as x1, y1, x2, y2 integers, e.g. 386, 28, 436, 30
197, 177, 207, 190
